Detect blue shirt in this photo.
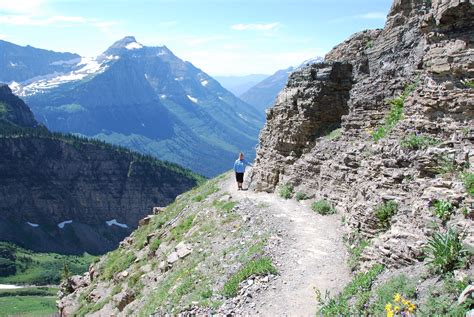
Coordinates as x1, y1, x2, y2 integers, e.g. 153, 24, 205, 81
234, 158, 252, 173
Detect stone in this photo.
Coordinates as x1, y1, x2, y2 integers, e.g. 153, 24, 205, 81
458, 285, 474, 305
167, 252, 180, 265
115, 290, 135, 312
175, 242, 193, 259
139, 215, 154, 227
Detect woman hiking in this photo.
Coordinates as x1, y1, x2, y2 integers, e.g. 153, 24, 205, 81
233, 152, 252, 190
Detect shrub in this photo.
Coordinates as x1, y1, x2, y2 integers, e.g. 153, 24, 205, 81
311, 199, 335, 215
373, 80, 418, 142
279, 183, 293, 199
326, 128, 342, 140
149, 238, 161, 253
370, 275, 417, 315
424, 227, 469, 273
348, 239, 370, 271
222, 257, 277, 298
431, 200, 453, 222
374, 201, 398, 229
295, 191, 309, 201
317, 264, 384, 315
461, 172, 474, 197
461, 79, 474, 89
400, 134, 440, 150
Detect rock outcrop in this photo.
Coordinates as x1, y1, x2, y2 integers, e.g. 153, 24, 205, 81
251, 0, 473, 269
0, 86, 201, 254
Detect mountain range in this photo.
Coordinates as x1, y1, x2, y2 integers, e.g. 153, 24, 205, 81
0, 84, 201, 254
214, 74, 269, 96
240, 57, 324, 113
3, 37, 264, 177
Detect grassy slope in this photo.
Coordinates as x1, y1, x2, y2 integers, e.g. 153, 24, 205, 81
72, 174, 277, 315
0, 242, 97, 285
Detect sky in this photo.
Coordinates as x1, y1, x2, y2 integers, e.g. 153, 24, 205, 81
0, 0, 393, 76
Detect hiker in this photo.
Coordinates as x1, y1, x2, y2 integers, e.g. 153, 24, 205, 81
234, 152, 252, 190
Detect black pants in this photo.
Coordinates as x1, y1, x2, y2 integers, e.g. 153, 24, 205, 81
235, 172, 244, 183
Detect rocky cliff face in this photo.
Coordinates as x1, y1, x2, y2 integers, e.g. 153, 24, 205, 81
0, 87, 201, 254
251, 0, 473, 269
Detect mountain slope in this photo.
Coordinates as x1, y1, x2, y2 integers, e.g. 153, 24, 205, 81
0, 85, 202, 254
11, 37, 263, 177
0, 40, 80, 83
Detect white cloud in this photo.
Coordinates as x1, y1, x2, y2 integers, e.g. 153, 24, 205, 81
231, 22, 280, 31
0, 0, 44, 14
0, 14, 118, 33
356, 12, 387, 20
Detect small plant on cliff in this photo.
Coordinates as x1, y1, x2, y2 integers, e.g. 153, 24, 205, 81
461, 79, 474, 88
295, 191, 309, 201
400, 134, 440, 150
461, 172, 474, 197
374, 201, 398, 229
431, 200, 454, 222
279, 183, 294, 199
373, 80, 418, 142
317, 264, 384, 315
311, 199, 336, 215
222, 257, 277, 298
370, 275, 417, 316
424, 227, 469, 273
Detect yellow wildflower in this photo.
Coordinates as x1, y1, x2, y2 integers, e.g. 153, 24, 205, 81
385, 303, 392, 311
393, 293, 402, 302
408, 303, 416, 312
394, 306, 400, 312
402, 299, 409, 306
386, 310, 394, 317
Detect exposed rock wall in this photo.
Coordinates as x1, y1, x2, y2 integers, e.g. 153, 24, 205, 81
0, 86, 201, 255
251, 0, 473, 269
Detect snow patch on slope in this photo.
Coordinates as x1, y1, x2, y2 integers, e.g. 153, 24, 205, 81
187, 95, 198, 103
106, 219, 128, 228
27, 221, 39, 228
125, 42, 143, 50
58, 220, 73, 229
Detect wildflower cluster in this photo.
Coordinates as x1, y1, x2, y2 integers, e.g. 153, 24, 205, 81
385, 293, 416, 317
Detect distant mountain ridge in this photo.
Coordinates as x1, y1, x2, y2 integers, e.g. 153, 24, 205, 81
0, 40, 80, 84
5, 37, 264, 177
214, 74, 269, 96
240, 57, 324, 113
0, 84, 201, 254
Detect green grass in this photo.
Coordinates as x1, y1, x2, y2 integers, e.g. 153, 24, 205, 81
372, 80, 418, 141
0, 295, 57, 316
213, 198, 236, 213
295, 191, 309, 201
171, 215, 195, 241
419, 276, 471, 316
325, 128, 342, 140
461, 79, 474, 88
311, 199, 336, 215
374, 201, 398, 229
400, 134, 440, 150
369, 274, 416, 314
348, 239, 370, 271
279, 183, 293, 199
431, 200, 454, 222
149, 238, 162, 253
0, 242, 96, 285
435, 155, 457, 175
100, 249, 136, 280
461, 172, 474, 197
222, 257, 277, 298
317, 264, 384, 315
424, 227, 470, 273
0, 287, 57, 297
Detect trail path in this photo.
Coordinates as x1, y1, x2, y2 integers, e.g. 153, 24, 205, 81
225, 170, 350, 316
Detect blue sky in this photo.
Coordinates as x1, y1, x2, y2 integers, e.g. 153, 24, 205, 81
0, 0, 392, 76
